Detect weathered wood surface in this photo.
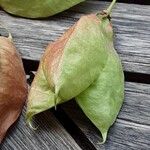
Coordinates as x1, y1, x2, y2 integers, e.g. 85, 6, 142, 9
0, 106, 81, 150
62, 82, 150, 150
0, 0, 150, 150
0, 1, 150, 74
1, 81, 149, 149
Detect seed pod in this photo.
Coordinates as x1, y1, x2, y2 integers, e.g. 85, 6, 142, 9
0, 31, 27, 142
0, 0, 84, 18
26, 0, 124, 143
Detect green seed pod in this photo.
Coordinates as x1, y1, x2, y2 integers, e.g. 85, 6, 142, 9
0, 0, 84, 18
26, 0, 124, 143
76, 48, 124, 143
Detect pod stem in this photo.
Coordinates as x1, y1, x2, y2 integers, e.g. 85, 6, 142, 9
96, 0, 117, 19
106, 0, 117, 15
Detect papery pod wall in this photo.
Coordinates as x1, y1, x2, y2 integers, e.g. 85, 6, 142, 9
0, 0, 84, 18
26, 0, 124, 143
0, 29, 27, 142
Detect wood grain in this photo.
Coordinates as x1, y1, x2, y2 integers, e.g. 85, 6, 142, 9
62, 82, 150, 150
0, 1, 150, 74
0, 106, 81, 150
0, 1, 150, 149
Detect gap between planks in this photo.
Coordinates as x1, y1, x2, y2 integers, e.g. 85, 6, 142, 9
0, 1, 150, 74
0, 0, 149, 148
25, 72, 150, 150
0, 106, 83, 150
23, 58, 150, 84
60, 81, 150, 150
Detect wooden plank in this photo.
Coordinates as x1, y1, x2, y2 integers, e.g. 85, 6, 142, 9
0, 1, 150, 74
0, 106, 81, 150
62, 82, 150, 150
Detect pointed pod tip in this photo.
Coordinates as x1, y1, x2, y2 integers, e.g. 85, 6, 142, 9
54, 92, 59, 111
98, 130, 108, 144
8, 33, 13, 41
26, 113, 39, 130
0, 23, 13, 41
26, 118, 39, 130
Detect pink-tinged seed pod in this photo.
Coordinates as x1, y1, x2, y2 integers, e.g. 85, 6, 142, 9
0, 33, 27, 143
27, 0, 124, 143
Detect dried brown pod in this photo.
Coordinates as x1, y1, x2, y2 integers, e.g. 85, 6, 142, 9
0, 31, 27, 143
